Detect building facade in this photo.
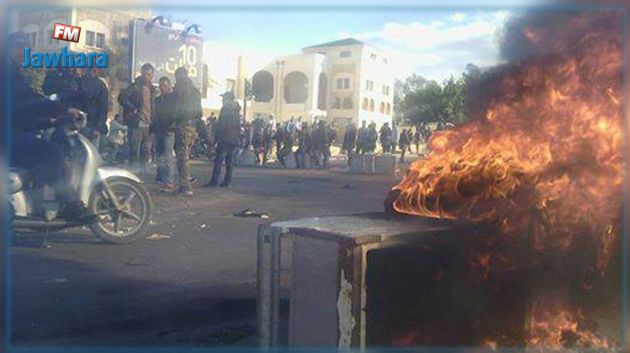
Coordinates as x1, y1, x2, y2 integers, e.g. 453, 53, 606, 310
250, 38, 394, 130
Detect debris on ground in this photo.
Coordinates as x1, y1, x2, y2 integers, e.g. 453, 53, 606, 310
233, 209, 270, 219
342, 184, 357, 190
200, 224, 208, 229
146, 233, 171, 240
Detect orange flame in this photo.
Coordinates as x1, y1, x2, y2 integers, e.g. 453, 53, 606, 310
391, 12, 623, 349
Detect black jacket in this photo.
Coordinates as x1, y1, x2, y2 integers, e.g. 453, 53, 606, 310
152, 91, 179, 133
215, 101, 241, 146
117, 76, 157, 128
11, 65, 64, 134
81, 75, 108, 134
42, 69, 84, 109
172, 78, 203, 126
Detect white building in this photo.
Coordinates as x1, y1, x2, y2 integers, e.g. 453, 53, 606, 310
250, 38, 394, 129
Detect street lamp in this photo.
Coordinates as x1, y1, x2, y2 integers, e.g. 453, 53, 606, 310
181, 24, 202, 41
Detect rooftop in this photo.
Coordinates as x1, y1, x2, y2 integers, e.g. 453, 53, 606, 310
303, 37, 364, 51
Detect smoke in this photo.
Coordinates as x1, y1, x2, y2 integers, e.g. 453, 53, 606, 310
499, 10, 623, 63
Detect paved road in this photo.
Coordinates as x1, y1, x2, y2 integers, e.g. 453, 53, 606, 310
10, 162, 399, 347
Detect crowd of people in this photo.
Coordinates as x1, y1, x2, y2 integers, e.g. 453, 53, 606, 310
10, 33, 435, 205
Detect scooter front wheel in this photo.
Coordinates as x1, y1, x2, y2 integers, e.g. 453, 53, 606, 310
88, 177, 153, 244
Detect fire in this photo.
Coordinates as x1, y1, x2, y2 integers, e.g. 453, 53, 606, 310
390, 11, 623, 349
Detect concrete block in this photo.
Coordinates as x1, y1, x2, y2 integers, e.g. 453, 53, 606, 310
374, 154, 398, 175
349, 154, 375, 174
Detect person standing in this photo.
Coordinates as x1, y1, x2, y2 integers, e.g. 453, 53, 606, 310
356, 120, 368, 155
312, 120, 331, 169
379, 122, 392, 153
407, 129, 413, 153
343, 122, 357, 167
118, 63, 156, 175
205, 91, 241, 187
414, 127, 421, 154
366, 122, 378, 153
263, 123, 273, 166
80, 68, 109, 150
398, 129, 410, 163
295, 122, 311, 169
272, 122, 284, 159
172, 67, 202, 195
152, 76, 177, 192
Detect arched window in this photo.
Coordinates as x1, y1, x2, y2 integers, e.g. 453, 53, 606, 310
362, 98, 369, 110
252, 70, 274, 102
342, 97, 353, 109
386, 103, 391, 114
317, 73, 327, 110
369, 99, 375, 112
379, 102, 385, 113
284, 71, 309, 104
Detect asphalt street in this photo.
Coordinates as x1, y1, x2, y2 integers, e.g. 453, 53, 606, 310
10, 161, 400, 347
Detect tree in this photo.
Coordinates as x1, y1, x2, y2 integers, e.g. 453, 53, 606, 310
398, 76, 467, 126
393, 73, 431, 123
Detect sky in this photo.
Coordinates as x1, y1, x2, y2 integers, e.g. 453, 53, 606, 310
152, 4, 539, 82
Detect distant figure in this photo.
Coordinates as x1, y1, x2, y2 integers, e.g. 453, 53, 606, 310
365, 122, 378, 153
118, 63, 156, 175
172, 67, 202, 195
413, 128, 421, 154
398, 129, 410, 163
205, 91, 241, 187
407, 129, 413, 153
263, 123, 273, 165
252, 120, 265, 166
343, 122, 357, 167
295, 122, 312, 169
272, 122, 284, 159
356, 120, 368, 155
278, 128, 294, 167
379, 122, 392, 153
312, 120, 331, 169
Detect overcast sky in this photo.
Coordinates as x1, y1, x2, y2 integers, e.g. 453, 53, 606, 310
154, 3, 541, 82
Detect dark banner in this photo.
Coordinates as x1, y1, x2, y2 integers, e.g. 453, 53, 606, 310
130, 19, 203, 89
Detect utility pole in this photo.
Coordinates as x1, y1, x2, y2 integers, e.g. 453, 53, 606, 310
243, 78, 250, 121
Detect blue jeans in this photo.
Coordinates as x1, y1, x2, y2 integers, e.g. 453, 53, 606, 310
210, 143, 237, 185
155, 132, 175, 185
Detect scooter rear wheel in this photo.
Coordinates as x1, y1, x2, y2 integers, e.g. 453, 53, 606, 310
88, 177, 152, 244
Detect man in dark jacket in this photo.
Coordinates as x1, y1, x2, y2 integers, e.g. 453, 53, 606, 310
343, 122, 357, 167
205, 91, 241, 187
9, 32, 92, 221
172, 67, 202, 195
356, 120, 368, 155
118, 63, 156, 174
80, 68, 108, 149
42, 67, 84, 110
379, 122, 392, 153
295, 122, 311, 169
153, 76, 178, 191
272, 122, 284, 158
312, 121, 331, 169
